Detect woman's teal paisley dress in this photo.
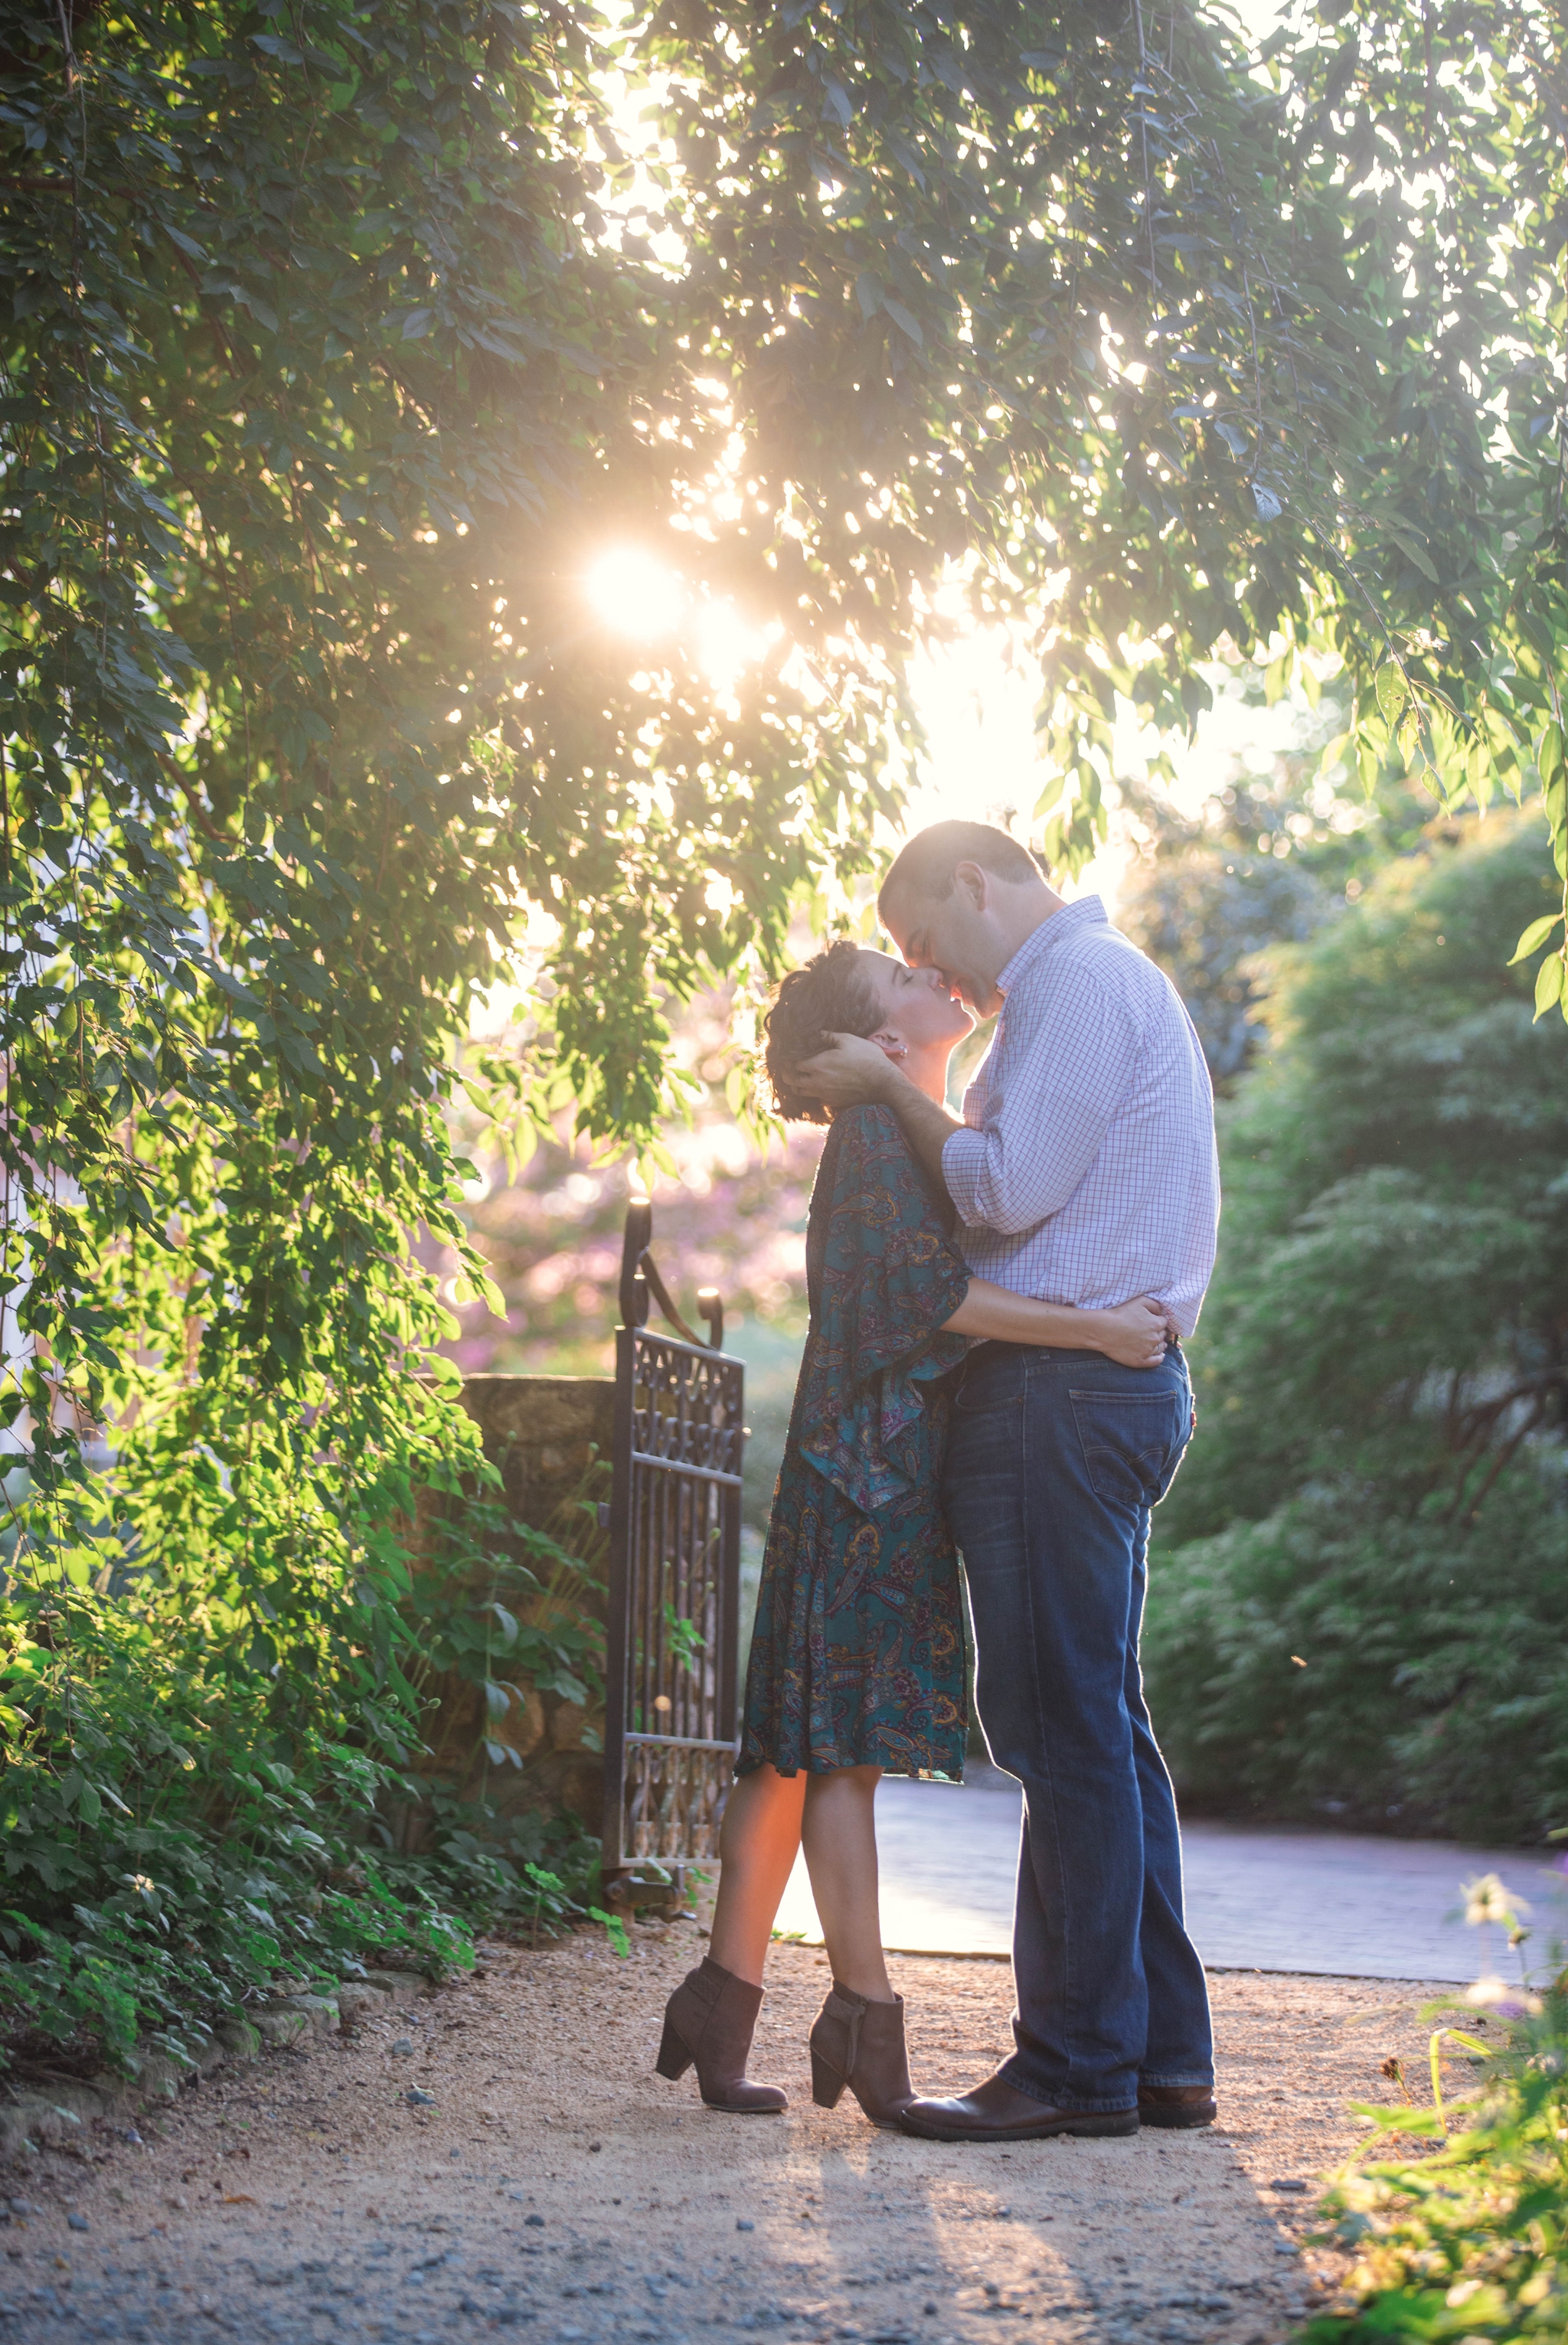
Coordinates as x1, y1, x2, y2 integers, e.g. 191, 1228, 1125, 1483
737, 1102, 972, 1783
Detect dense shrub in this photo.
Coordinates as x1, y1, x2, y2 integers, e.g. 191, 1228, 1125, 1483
1143, 1469, 1568, 1843
1146, 817, 1568, 1844
0, 1457, 606, 2076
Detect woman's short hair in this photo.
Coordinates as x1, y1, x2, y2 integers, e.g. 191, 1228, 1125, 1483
761, 941, 883, 1125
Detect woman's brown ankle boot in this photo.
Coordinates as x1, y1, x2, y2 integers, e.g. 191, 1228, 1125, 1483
655, 1957, 787, 2113
808, 1983, 913, 2127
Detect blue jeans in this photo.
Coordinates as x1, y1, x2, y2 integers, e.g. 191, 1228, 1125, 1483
942, 1339, 1214, 2113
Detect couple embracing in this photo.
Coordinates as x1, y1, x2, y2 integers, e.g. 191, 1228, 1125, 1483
655, 821, 1220, 2142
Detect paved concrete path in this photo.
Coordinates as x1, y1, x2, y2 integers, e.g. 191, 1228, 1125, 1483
774, 1768, 1566, 1982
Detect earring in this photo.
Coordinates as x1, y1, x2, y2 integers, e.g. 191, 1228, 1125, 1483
873, 1034, 909, 1060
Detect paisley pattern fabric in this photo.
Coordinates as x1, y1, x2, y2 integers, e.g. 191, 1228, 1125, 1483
737, 1103, 972, 1783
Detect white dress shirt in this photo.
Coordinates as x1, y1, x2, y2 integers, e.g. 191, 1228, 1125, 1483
941, 896, 1220, 1338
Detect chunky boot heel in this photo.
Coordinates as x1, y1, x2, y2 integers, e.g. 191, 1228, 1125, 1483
655, 2017, 694, 2081
810, 2047, 848, 2108
808, 1984, 913, 2128
655, 1958, 787, 2113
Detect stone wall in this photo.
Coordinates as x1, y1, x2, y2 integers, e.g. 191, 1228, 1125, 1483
459, 1373, 616, 1533
405, 1374, 614, 1845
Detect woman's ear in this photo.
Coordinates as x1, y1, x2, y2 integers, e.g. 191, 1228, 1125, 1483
869, 1030, 909, 1062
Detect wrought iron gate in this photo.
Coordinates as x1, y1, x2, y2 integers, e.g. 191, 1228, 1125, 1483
601, 1197, 746, 1902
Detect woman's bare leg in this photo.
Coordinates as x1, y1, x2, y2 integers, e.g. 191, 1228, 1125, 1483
707, 1764, 808, 1987
802, 1765, 894, 2001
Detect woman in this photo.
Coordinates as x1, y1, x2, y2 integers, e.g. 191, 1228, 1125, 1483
655, 940, 1174, 2123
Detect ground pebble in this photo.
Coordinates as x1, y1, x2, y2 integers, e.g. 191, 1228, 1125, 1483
736, 2218, 754, 2232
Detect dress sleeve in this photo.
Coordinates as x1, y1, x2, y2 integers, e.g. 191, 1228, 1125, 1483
795, 1105, 971, 1516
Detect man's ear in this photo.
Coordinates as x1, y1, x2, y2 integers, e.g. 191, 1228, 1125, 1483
954, 859, 990, 913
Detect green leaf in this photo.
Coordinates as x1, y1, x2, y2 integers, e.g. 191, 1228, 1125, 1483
586, 1905, 631, 1957
1374, 663, 1406, 723
1389, 528, 1439, 583
486, 1602, 519, 1647
1532, 950, 1566, 1021
162, 224, 210, 265
1508, 913, 1563, 965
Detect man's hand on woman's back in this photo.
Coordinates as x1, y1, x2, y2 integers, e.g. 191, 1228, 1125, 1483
1092, 1296, 1178, 1368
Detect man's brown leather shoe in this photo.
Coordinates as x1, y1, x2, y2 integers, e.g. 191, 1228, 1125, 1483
1138, 2083, 1217, 2129
897, 2072, 1138, 2143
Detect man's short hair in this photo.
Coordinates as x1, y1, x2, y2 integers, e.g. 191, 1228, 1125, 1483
879, 820, 1043, 914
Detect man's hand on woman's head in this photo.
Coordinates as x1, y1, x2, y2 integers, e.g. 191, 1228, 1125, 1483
791, 1030, 909, 1109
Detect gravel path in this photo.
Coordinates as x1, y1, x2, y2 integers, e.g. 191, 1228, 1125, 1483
0, 1928, 1456, 2345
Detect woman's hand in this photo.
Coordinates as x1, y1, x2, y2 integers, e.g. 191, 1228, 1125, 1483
1090, 1296, 1176, 1369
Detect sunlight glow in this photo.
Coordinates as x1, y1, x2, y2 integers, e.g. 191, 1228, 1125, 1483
586, 548, 682, 637
894, 616, 1343, 919
897, 627, 1134, 900
697, 599, 776, 685
586, 545, 776, 684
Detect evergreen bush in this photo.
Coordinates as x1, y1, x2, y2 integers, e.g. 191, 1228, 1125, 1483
1147, 818, 1568, 1844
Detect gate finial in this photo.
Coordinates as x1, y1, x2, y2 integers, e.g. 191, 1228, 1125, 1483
619, 1194, 653, 1329
619, 1197, 725, 1352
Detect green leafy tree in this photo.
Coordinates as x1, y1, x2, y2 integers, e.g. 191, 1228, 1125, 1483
1114, 682, 1441, 1085
640, 0, 1568, 954
1144, 818, 1568, 1843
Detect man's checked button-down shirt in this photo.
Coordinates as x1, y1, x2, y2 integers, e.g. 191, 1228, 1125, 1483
941, 896, 1220, 1338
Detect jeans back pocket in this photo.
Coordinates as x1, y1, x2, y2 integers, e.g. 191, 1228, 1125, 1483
1068, 1387, 1191, 1509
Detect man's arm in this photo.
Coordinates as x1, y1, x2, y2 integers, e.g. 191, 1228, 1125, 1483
791, 1033, 961, 1199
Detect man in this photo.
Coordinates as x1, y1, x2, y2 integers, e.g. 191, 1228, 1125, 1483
795, 819, 1220, 2142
